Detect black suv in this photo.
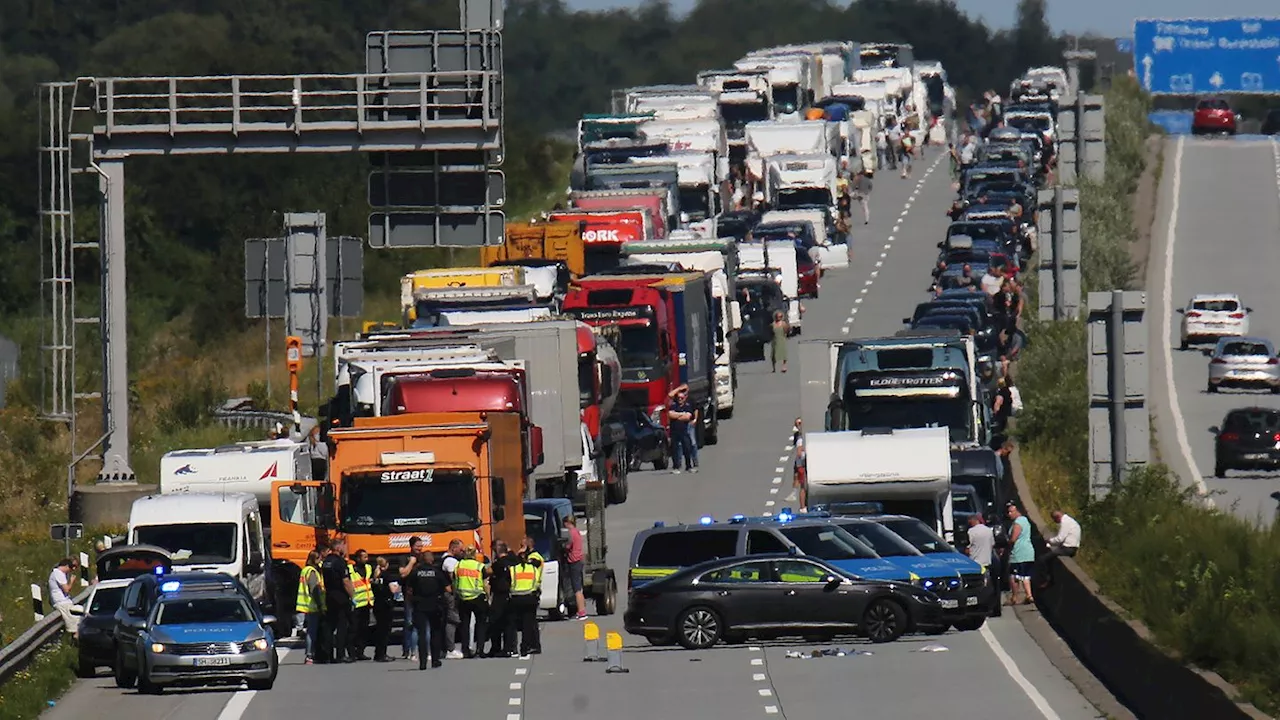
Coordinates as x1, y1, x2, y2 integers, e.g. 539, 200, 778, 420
1211, 408, 1280, 477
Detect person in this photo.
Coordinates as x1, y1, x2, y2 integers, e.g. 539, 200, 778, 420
790, 418, 808, 510
509, 537, 545, 658
453, 546, 490, 657
295, 550, 325, 664
966, 514, 995, 570
991, 377, 1014, 435
667, 384, 697, 474
398, 569, 418, 661
306, 425, 328, 481
320, 539, 355, 663
369, 556, 395, 662
900, 132, 915, 178
771, 311, 789, 373
348, 549, 373, 661
440, 539, 464, 659
805, 106, 825, 121
487, 540, 517, 657
1045, 510, 1081, 559
400, 537, 449, 669
562, 515, 588, 620
885, 120, 902, 170
852, 168, 872, 225
954, 264, 975, 289
1006, 504, 1034, 605
48, 558, 80, 637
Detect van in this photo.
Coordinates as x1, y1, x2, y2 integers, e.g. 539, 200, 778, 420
127, 493, 269, 607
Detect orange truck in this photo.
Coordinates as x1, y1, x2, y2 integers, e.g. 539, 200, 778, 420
481, 220, 587, 278
269, 410, 526, 603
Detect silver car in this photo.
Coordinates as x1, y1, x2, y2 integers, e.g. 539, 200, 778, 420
1207, 337, 1280, 393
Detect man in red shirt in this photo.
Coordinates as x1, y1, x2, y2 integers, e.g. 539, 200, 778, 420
563, 515, 588, 620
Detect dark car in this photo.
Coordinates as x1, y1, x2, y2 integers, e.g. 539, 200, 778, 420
623, 553, 941, 648
715, 210, 761, 242
75, 545, 173, 677
1263, 110, 1280, 136
1211, 408, 1280, 477
1193, 98, 1237, 135
736, 276, 788, 357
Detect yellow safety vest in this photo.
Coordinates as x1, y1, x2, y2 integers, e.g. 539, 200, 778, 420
348, 562, 373, 608
455, 558, 486, 601
510, 551, 544, 596
296, 564, 323, 614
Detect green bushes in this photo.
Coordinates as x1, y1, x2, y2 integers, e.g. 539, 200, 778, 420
1014, 75, 1280, 713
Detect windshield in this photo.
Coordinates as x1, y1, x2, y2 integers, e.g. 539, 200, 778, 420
842, 394, 971, 444
957, 475, 998, 514
721, 101, 769, 127
134, 523, 237, 565
155, 597, 254, 626
617, 324, 662, 375
679, 187, 711, 220
341, 469, 479, 533
89, 586, 126, 615
1221, 341, 1270, 357
717, 217, 752, 241
773, 85, 799, 109
578, 353, 594, 409
777, 188, 832, 211
1008, 116, 1049, 132
861, 50, 897, 68
880, 518, 954, 554
779, 524, 880, 560
953, 492, 979, 515
833, 521, 922, 557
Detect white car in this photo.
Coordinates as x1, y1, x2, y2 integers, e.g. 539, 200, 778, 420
1179, 293, 1251, 349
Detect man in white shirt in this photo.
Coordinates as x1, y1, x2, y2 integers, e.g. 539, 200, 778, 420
1046, 510, 1081, 558
980, 266, 1004, 296
965, 514, 995, 569
48, 558, 81, 636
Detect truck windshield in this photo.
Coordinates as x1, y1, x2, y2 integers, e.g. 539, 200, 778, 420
341, 469, 479, 533
776, 188, 832, 211
134, 523, 237, 565
720, 101, 769, 128
617, 324, 662, 378
772, 85, 799, 109
778, 525, 879, 560
878, 518, 954, 554
678, 187, 711, 220
831, 521, 922, 557
842, 394, 971, 444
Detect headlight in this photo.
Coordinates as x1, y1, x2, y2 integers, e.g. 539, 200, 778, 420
252, 638, 269, 651
150, 643, 166, 654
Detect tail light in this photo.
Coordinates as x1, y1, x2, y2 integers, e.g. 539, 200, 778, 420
1273, 433, 1280, 442
1269, 358, 1279, 365
1211, 358, 1227, 364
1186, 311, 1202, 318
1220, 432, 1240, 442
1230, 313, 1245, 319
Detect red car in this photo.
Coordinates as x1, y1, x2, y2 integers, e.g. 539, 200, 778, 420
796, 247, 821, 299
1192, 98, 1237, 135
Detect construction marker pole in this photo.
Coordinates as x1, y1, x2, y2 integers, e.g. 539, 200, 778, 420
286, 336, 303, 439
604, 631, 628, 674
583, 621, 605, 662
31, 584, 43, 622
79, 552, 90, 587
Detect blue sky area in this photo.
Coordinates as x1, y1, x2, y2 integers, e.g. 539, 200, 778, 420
561, 0, 1278, 38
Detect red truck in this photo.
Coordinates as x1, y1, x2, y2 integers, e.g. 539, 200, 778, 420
547, 209, 650, 276
562, 272, 718, 470
569, 189, 670, 239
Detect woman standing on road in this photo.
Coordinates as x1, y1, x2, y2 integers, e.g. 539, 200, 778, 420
770, 311, 790, 373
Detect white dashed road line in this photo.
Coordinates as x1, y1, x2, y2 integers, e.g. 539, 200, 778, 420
216, 648, 294, 720
506, 660, 533, 719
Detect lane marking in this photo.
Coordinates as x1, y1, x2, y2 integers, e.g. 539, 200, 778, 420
980, 624, 1061, 720
772, 477, 782, 484
1158, 137, 1209, 497
774, 466, 785, 473
216, 648, 293, 720
770, 487, 779, 494
509, 697, 521, 706
753, 672, 767, 681
887, 235, 895, 242
765, 500, 775, 507
855, 297, 863, 304
841, 326, 850, 334
778, 455, 789, 462
515, 667, 528, 675
510, 682, 522, 690
766, 707, 779, 715
751, 658, 764, 665
508, 715, 521, 720
875, 260, 883, 267
758, 688, 773, 697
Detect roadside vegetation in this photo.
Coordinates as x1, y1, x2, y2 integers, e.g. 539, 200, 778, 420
1014, 76, 1280, 712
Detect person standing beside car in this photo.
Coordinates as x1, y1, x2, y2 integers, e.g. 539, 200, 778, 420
1006, 504, 1034, 605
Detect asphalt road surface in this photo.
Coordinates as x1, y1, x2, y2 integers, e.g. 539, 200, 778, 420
45, 148, 1103, 720
1150, 136, 1280, 524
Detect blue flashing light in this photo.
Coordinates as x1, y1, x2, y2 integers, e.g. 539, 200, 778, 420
699, 515, 714, 526
729, 514, 746, 524
153, 566, 166, 576
160, 581, 181, 593
652, 521, 665, 528
777, 508, 794, 523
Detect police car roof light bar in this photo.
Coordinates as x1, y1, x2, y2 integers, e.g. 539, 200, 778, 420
699, 515, 714, 525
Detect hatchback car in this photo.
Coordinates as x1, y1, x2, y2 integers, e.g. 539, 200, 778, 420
624, 553, 941, 648
1208, 337, 1280, 393
1192, 98, 1238, 135
1180, 294, 1250, 349
1211, 408, 1280, 477
75, 544, 173, 677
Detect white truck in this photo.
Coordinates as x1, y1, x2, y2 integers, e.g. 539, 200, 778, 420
744, 45, 846, 103
413, 286, 555, 327
914, 61, 956, 131
743, 120, 840, 185
629, 151, 723, 222
620, 238, 742, 418
160, 440, 314, 511
803, 426, 956, 542
738, 239, 801, 331
734, 55, 813, 112
761, 206, 848, 271
696, 69, 773, 159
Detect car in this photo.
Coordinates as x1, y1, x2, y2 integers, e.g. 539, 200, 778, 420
1192, 98, 1238, 135
1211, 408, 1280, 477
623, 553, 942, 648
75, 545, 173, 677
1207, 337, 1280, 394
1179, 294, 1250, 349
795, 247, 820, 298
1262, 109, 1280, 136
120, 587, 278, 693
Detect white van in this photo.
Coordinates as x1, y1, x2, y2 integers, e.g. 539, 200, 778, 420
127, 492, 268, 603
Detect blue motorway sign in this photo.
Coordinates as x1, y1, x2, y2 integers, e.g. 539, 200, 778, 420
1133, 17, 1280, 95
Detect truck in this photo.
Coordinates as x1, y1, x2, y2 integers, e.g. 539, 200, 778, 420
628, 152, 724, 223
803, 426, 956, 542
734, 55, 814, 112
764, 153, 838, 216
524, 492, 617, 619
400, 266, 526, 326
621, 239, 742, 419
743, 120, 840, 184
570, 188, 672, 240
696, 69, 774, 162
546, 208, 651, 275
563, 271, 718, 457
615, 85, 715, 115
738, 240, 801, 330
269, 411, 527, 608
480, 220, 586, 288
743, 45, 848, 103
579, 165, 681, 230
159, 440, 313, 510
409, 286, 553, 327
577, 113, 654, 152
797, 330, 989, 450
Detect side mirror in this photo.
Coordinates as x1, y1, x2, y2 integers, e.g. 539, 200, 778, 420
70, 606, 85, 617
261, 615, 277, 627
937, 241, 944, 248
824, 577, 843, 592
318, 484, 336, 526
1175, 307, 1185, 314
902, 317, 911, 325
247, 552, 264, 574
599, 365, 614, 396
1208, 426, 1220, 435
530, 425, 546, 468
123, 616, 146, 630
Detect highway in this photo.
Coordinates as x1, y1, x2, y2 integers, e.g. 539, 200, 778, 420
1150, 135, 1280, 523
45, 147, 1103, 720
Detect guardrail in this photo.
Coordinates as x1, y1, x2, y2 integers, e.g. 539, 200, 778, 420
0, 589, 90, 685
212, 408, 316, 432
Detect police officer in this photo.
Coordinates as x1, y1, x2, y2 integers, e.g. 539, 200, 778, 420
486, 540, 517, 657
400, 537, 450, 669
509, 536, 544, 657
295, 550, 325, 665
453, 546, 490, 657
348, 549, 373, 661
320, 539, 355, 663
369, 556, 394, 662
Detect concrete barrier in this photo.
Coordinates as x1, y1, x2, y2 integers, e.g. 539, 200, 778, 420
1007, 448, 1270, 720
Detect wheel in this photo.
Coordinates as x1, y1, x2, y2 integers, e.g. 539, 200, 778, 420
136, 661, 161, 695
114, 648, 137, 689
1215, 456, 1227, 477
606, 471, 628, 505
952, 616, 987, 631
76, 654, 96, 679
862, 599, 907, 643
717, 405, 734, 420
705, 412, 719, 446
547, 587, 567, 620
921, 623, 950, 635
594, 576, 617, 616
651, 454, 668, 471
675, 606, 722, 649
1207, 382, 1217, 393
645, 635, 676, 646
1180, 338, 1188, 350
247, 677, 275, 691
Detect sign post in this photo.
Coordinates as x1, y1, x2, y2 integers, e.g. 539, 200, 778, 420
1134, 17, 1280, 94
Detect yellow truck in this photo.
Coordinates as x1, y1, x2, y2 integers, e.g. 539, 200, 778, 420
400, 266, 527, 325
481, 220, 587, 278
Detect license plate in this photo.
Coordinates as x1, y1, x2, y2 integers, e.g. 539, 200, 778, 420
966, 596, 979, 606
194, 656, 231, 667
1243, 453, 1270, 460
940, 599, 959, 609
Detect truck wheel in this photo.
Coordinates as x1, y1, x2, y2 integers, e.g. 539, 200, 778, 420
594, 576, 617, 616
652, 455, 668, 471
717, 406, 734, 421
606, 472, 629, 505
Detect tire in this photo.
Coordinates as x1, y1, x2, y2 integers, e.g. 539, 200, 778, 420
651, 454, 668, 471
705, 410, 719, 446
247, 677, 275, 691
114, 648, 137, 689
717, 406, 734, 421
136, 661, 161, 695
1179, 339, 1188, 350
675, 606, 722, 649
1207, 382, 1217, 393
594, 576, 617, 616
952, 616, 987, 632
862, 599, 907, 644
606, 472, 628, 505
1215, 456, 1228, 477
76, 654, 96, 679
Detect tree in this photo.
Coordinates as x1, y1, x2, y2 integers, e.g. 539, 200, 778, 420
1012, 0, 1059, 76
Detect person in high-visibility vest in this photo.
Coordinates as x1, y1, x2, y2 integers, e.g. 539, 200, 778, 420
508, 536, 544, 657
348, 549, 374, 661
453, 546, 491, 657
295, 550, 325, 664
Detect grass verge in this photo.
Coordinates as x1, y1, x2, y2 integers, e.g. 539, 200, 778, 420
0, 638, 79, 719
1014, 75, 1280, 712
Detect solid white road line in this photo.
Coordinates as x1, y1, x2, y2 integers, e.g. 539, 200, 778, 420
1158, 137, 1209, 497
979, 624, 1061, 720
